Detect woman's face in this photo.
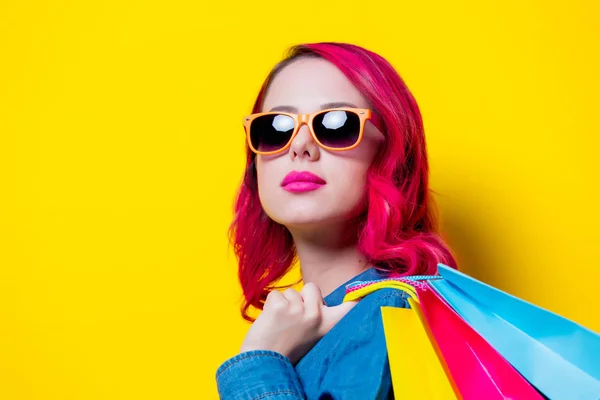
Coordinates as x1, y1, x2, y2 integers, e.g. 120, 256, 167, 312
256, 57, 385, 230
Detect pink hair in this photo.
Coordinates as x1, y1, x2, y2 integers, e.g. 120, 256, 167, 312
230, 42, 457, 322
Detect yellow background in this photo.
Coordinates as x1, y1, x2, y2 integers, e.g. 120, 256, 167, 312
1, 0, 598, 398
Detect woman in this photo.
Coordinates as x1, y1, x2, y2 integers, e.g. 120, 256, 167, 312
216, 42, 456, 399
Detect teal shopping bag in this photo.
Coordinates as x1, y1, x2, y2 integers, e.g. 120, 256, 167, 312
430, 263, 600, 400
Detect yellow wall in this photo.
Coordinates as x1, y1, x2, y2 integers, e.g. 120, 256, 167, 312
1, 1, 598, 398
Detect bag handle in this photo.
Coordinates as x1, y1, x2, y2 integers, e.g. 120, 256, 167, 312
342, 275, 442, 303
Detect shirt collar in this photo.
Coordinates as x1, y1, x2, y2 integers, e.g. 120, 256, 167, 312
323, 266, 394, 306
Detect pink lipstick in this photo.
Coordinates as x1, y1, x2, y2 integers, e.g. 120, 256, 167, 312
281, 171, 326, 193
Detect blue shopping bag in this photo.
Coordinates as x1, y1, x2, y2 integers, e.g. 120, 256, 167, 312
430, 263, 600, 400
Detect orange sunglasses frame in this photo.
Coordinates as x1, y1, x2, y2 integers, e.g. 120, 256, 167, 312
242, 107, 382, 155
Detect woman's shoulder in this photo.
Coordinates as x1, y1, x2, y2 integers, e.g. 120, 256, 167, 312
362, 286, 411, 307
331, 266, 414, 309
295, 284, 406, 399
341, 287, 409, 329
345, 273, 413, 310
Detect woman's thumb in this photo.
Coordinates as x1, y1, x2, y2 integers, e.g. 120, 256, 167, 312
319, 300, 359, 336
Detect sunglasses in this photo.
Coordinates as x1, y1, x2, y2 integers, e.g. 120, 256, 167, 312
242, 107, 382, 155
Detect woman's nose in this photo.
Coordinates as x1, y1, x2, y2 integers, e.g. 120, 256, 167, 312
289, 124, 320, 161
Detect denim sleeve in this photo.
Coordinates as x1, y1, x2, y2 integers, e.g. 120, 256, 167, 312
216, 350, 306, 399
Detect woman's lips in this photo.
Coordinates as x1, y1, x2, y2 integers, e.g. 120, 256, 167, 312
281, 171, 326, 193
283, 181, 325, 192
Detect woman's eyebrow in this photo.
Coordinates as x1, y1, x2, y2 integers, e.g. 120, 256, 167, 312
268, 102, 359, 113
320, 101, 358, 110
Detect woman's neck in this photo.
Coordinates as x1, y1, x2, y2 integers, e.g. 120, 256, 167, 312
290, 225, 370, 298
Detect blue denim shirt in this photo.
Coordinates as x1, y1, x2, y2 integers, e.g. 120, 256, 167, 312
216, 267, 409, 399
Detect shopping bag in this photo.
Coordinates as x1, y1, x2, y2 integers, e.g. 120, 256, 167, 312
430, 263, 600, 400
416, 283, 545, 399
381, 296, 459, 399
348, 277, 545, 399
346, 278, 458, 398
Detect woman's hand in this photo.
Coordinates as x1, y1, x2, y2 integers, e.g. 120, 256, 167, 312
240, 283, 359, 365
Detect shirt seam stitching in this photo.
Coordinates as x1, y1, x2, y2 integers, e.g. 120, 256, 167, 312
216, 352, 290, 380
252, 390, 304, 400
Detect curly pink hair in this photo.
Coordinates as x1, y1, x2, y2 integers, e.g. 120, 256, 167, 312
230, 42, 457, 321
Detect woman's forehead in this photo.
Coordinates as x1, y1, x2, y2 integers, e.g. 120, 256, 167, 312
261, 58, 370, 113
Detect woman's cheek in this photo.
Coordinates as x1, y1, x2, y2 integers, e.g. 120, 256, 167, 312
257, 176, 278, 214
256, 162, 287, 220
335, 164, 370, 215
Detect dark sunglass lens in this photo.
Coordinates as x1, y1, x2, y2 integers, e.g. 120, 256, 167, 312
313, 110, 360, 148
250, 114, 295, 152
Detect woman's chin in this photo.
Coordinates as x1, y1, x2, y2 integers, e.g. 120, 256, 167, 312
272, 212, 350, 232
